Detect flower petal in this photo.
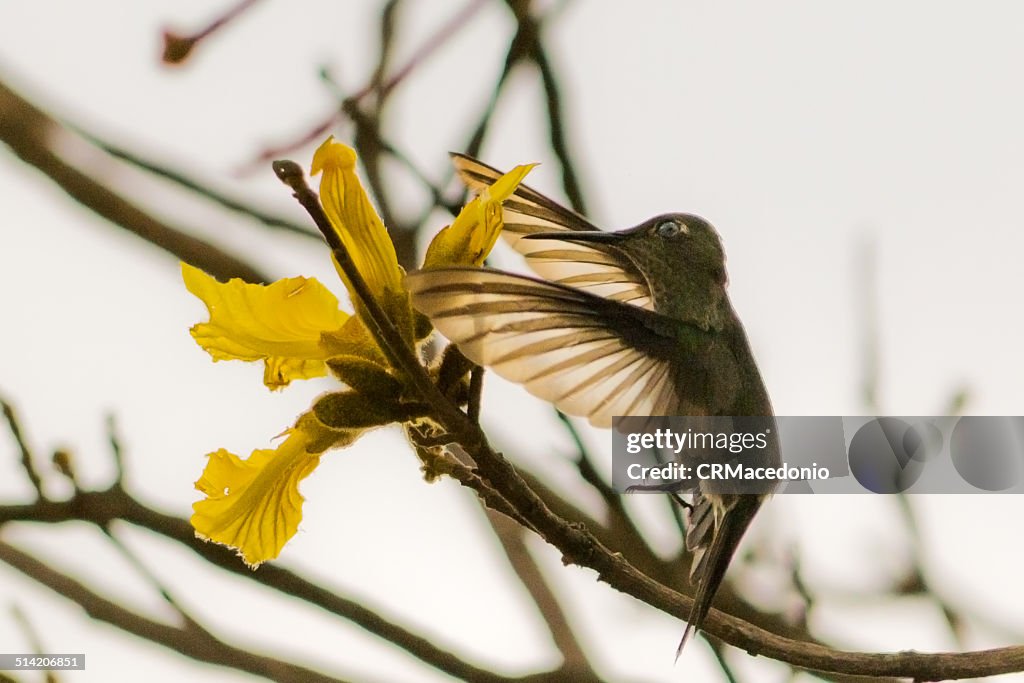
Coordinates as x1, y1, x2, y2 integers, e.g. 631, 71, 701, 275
183, 263, 349, 387
191, 416, 358, 567
312, 137, 412, 340
423, 163, 536, 268
263, 357, 329, 390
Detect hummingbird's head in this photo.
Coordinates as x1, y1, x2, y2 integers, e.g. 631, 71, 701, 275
616, 212, 727, 286
525, 213, 730, 329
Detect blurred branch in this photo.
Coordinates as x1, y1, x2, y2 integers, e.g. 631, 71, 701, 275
101, 524, 208, 635
73, 127, 319, 239
1, 398, 44, 500
10, 604, 59, 683
707, 639, 740, 683
893, 495, 967, 646
105, 414, 127, 487
857, 232, 976, 649
264, 1, 485, 267
0, 75, 268, 284
0, 486, 525, 683
552, 410, 694, 589
161, 0, 264, 66
482, 510, 595, 678
502, 1, 587, 215
0, 394, 978, 683
858, 237, 881, 413
0, 541, 367, 683
244, 0, 487, 171
943, 387, 970, 415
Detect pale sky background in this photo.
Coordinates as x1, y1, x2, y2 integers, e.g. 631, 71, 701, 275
1, 1, 1023, 681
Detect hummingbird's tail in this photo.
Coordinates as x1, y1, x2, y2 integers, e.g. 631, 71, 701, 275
677, 492, 763, 659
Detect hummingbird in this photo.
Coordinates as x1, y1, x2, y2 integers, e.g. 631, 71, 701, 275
405, 154, 780, 656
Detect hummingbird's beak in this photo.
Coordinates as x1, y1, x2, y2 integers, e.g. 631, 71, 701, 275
523, 230, 626, 244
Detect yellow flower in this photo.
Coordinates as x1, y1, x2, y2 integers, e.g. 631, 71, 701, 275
191, 413, 356, 567
183, 263, 351, 389
423, 162, 536, 268
312, 136, 414, 342
184, 139, 534, 566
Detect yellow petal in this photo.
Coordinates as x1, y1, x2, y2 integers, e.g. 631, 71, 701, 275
183, 263, 349, 387
263, 357, 328, 390
311, 137, 412, 340
423, 163, 536, 268
191, 437, 317, 567
191, 416, 358, 567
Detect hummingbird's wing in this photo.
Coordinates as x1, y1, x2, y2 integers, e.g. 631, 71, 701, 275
451, 154, 654, 310
406, 266, 688, 428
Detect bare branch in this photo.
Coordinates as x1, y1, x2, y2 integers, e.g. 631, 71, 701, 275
0, 76, 268, 284
0, 489, 525, 683
0, 540, 367, 683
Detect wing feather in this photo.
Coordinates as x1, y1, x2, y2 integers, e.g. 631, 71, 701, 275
451, 154, 654, 310
407, 267, 679, 427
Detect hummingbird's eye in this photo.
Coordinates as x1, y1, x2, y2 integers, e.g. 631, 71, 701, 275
655, 220, 686, 238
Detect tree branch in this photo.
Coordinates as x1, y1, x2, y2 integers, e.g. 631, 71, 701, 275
0, 540, 367, 683
0, 76, 268, 284
0, 489, 533, 683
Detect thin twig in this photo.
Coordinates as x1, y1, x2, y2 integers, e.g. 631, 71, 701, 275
482, 510, 594, 676
461, 14, 532, 162
1, 399, 44, 500
161, 0, 264, 65
858, 237, 881, 413
555, 411, 668, 579
74, 128, 319, 239
105, 414, 126, 487
245, 0, 487, 169
101, 524, 210, 636
530, 32, 587, 215
10, 604, 60, 683
708, 639, 741, 683
894, 494, 967, 646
